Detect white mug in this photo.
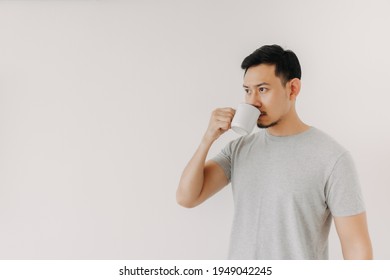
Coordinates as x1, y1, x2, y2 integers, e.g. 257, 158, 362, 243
231, 103, 260, 136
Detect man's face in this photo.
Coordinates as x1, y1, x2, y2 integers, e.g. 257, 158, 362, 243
243, 64, 293, 129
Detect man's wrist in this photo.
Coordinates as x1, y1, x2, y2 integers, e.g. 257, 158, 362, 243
200, 135, 215, 150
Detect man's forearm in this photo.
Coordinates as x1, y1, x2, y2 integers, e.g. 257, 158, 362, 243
176, 137, 214, 208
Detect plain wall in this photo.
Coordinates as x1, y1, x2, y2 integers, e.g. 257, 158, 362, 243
0, 0, 389, 259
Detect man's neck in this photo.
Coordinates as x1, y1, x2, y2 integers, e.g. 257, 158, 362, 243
266, 116, 310, 137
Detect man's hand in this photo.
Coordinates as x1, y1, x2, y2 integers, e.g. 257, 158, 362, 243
203, 108, 236, 143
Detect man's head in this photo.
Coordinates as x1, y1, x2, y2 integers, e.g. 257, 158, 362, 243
241, 45, 302, 129
241, 44, 301, 86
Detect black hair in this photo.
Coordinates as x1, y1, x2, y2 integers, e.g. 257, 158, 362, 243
241, 44, 301, 85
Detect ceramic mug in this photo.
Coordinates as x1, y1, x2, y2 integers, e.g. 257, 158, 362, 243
231, 103, 260, 135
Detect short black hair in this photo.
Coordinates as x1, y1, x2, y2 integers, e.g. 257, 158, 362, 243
241, 44, 301, 85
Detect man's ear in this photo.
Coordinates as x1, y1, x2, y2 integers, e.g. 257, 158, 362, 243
288, 78, 301, 100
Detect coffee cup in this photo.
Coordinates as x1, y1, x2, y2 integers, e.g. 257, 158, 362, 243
231, 103, 260, 135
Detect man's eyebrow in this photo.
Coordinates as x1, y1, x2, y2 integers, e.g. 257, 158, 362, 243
243, 82, 270, 88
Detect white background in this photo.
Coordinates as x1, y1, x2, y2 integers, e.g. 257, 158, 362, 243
0, 0, 389, 259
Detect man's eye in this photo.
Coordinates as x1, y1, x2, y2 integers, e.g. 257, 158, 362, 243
259, 87, 267, 93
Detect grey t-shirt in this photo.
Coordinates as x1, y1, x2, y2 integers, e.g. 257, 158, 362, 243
211, 127, 365, 259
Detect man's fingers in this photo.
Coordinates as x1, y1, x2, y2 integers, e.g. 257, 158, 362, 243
215, 115, 233, 123
205, 107, 236, 142
215, 120, 231, 131
213, 108, 235, 121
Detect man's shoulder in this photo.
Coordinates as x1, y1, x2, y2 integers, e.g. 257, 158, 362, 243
306, 127, 348, 157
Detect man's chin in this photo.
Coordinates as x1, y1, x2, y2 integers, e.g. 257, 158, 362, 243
257, 121, 278, 129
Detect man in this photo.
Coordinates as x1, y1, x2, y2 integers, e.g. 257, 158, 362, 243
176, 45, 372, 259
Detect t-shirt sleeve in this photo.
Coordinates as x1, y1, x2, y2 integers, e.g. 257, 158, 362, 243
325, 151, 366, 217
210, 141, 235, 183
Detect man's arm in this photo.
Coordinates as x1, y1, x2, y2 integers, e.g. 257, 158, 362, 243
334, 212, 373, 259
176, 108, 235, 208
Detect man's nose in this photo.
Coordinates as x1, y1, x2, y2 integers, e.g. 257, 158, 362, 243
247, 92, 262, 108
